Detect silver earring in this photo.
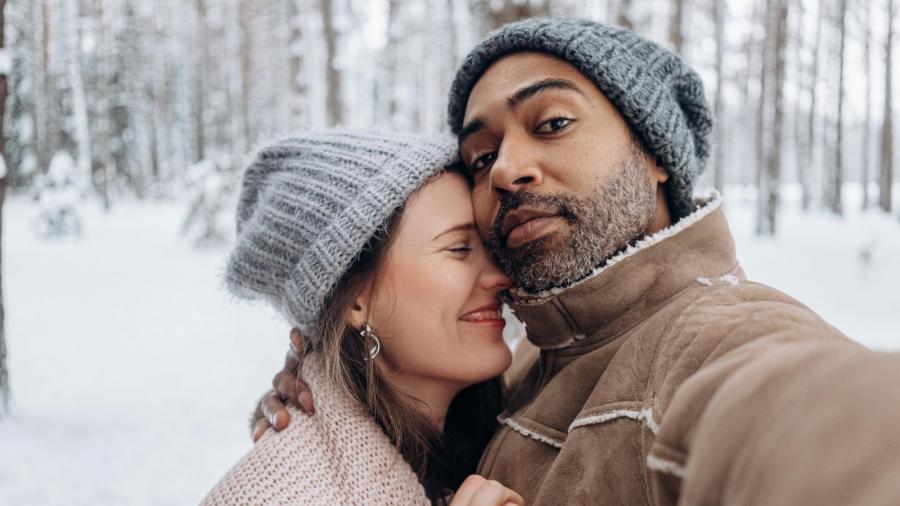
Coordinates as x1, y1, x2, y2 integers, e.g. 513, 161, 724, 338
360, 323, 381, 359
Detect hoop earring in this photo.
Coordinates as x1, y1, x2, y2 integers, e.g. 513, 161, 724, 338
359, 323, 381, 359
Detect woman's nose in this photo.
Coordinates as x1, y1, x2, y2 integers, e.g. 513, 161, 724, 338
481, 261, 512, 292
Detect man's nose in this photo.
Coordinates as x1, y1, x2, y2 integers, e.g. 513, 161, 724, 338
490, 139, 543, 195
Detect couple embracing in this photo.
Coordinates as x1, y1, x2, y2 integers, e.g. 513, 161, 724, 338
203, 18, 900, 506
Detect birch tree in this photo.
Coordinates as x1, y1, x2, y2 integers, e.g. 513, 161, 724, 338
63, 0, 92, 194
803, 0, 826, 211
0, 0, 9, 415
827, 0, 848, 215
322, 0, 342, 126
881, 0, 895, 213
669, 0, 686, 54
33, 0, 51, 172
762, 0, 789, 233
712, 0, 726, 191
862, 0, 873, 210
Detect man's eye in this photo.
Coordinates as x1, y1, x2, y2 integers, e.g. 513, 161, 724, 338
536, 117, 573, 134
471, 152, 497, 173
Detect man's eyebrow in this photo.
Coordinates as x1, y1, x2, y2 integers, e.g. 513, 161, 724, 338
458, 79, 585, 146
432, 222, 476, 241
458, 118, 486, 146
508, 78, 585, 109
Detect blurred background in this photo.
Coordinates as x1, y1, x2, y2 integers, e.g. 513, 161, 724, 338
0, 0, 898, 504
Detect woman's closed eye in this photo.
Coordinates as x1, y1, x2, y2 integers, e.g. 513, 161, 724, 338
448, 243, 473, 256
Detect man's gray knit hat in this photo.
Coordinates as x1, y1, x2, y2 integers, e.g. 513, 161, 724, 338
225, 130, 458, 335
447, 17, 713, 219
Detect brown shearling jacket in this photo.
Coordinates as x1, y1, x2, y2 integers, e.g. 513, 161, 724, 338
484, 196, 900, 505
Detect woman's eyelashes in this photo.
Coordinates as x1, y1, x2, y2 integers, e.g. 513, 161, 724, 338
447, 243, 473, 256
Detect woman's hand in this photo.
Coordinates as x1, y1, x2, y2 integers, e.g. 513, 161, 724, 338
450, 475, 525, 506
250, 329, 316, 442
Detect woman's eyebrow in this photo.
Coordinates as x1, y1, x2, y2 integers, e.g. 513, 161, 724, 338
432, 223, 476, 241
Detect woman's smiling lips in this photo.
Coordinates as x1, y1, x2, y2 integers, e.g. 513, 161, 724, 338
460, 302, 507, 329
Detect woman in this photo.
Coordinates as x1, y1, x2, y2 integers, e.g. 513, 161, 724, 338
202, 130, 524, 505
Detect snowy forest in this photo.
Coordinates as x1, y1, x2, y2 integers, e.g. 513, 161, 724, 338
3, 0, 898, 222
1, 1, 900, 503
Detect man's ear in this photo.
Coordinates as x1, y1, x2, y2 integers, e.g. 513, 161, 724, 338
648, 155, 670, 184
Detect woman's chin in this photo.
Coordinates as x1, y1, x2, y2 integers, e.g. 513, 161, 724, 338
461, 345, 513, 383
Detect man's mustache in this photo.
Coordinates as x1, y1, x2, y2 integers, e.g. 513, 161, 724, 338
489, 191, 575, 247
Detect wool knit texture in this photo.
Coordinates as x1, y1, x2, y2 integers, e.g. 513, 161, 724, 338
447, 17, 714, 220
225, 130, 458, 336
200, 357, 430, 505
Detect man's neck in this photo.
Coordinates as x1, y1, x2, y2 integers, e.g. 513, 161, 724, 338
648, 184, 673, 235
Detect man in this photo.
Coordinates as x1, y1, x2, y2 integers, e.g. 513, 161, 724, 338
257, 18, 900, 504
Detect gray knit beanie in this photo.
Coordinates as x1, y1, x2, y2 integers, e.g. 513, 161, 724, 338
225, 130, 459, 336
447, 17, 713, 219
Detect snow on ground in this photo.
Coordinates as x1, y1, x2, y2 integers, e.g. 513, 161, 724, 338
1, 188, 899, 505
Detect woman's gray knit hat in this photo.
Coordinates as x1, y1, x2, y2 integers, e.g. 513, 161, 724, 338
225, 130, 458, 335
447, 17, 713, 219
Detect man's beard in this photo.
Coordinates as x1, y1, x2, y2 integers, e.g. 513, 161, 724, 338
487, 144, 657, 293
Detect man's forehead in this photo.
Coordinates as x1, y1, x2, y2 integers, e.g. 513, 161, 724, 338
469, 51, 588, 94
465, 52, 591, 110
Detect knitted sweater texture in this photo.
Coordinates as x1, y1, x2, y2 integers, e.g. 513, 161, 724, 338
201, 360, 429, 505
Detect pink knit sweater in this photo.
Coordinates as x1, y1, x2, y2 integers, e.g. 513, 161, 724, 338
201, 360, 429, 505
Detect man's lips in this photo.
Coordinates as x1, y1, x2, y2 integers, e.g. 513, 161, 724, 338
460, 302, 506, 328
501, 208, 564, 249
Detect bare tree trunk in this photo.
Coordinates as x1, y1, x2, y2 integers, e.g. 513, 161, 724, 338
94, 0, 114, 209
382, 0, 401, 125
764, 0, 788, 233
755, 0, 772, 234
712, 0, 726, 192
0, 0, 9, 415
481, 0, 552, 30
669, 0, 685, 54
863, 0, 873, 210
829, 0, 848, 215
287, 0, 307, 128
792, 0, 808, 210
616, 0, 635, 30
33, 0, 51, 172
193, 0, 207, 161
63, 0, 92, 194
321, 0, 342, 126
239, 0, 254, 151
804, 0, 825, 211
881, 0, 895, 212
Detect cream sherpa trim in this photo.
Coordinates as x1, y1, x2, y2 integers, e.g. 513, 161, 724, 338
497, 415, 565, 449
646, 454, 687, 479
568, 407, 661, 435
